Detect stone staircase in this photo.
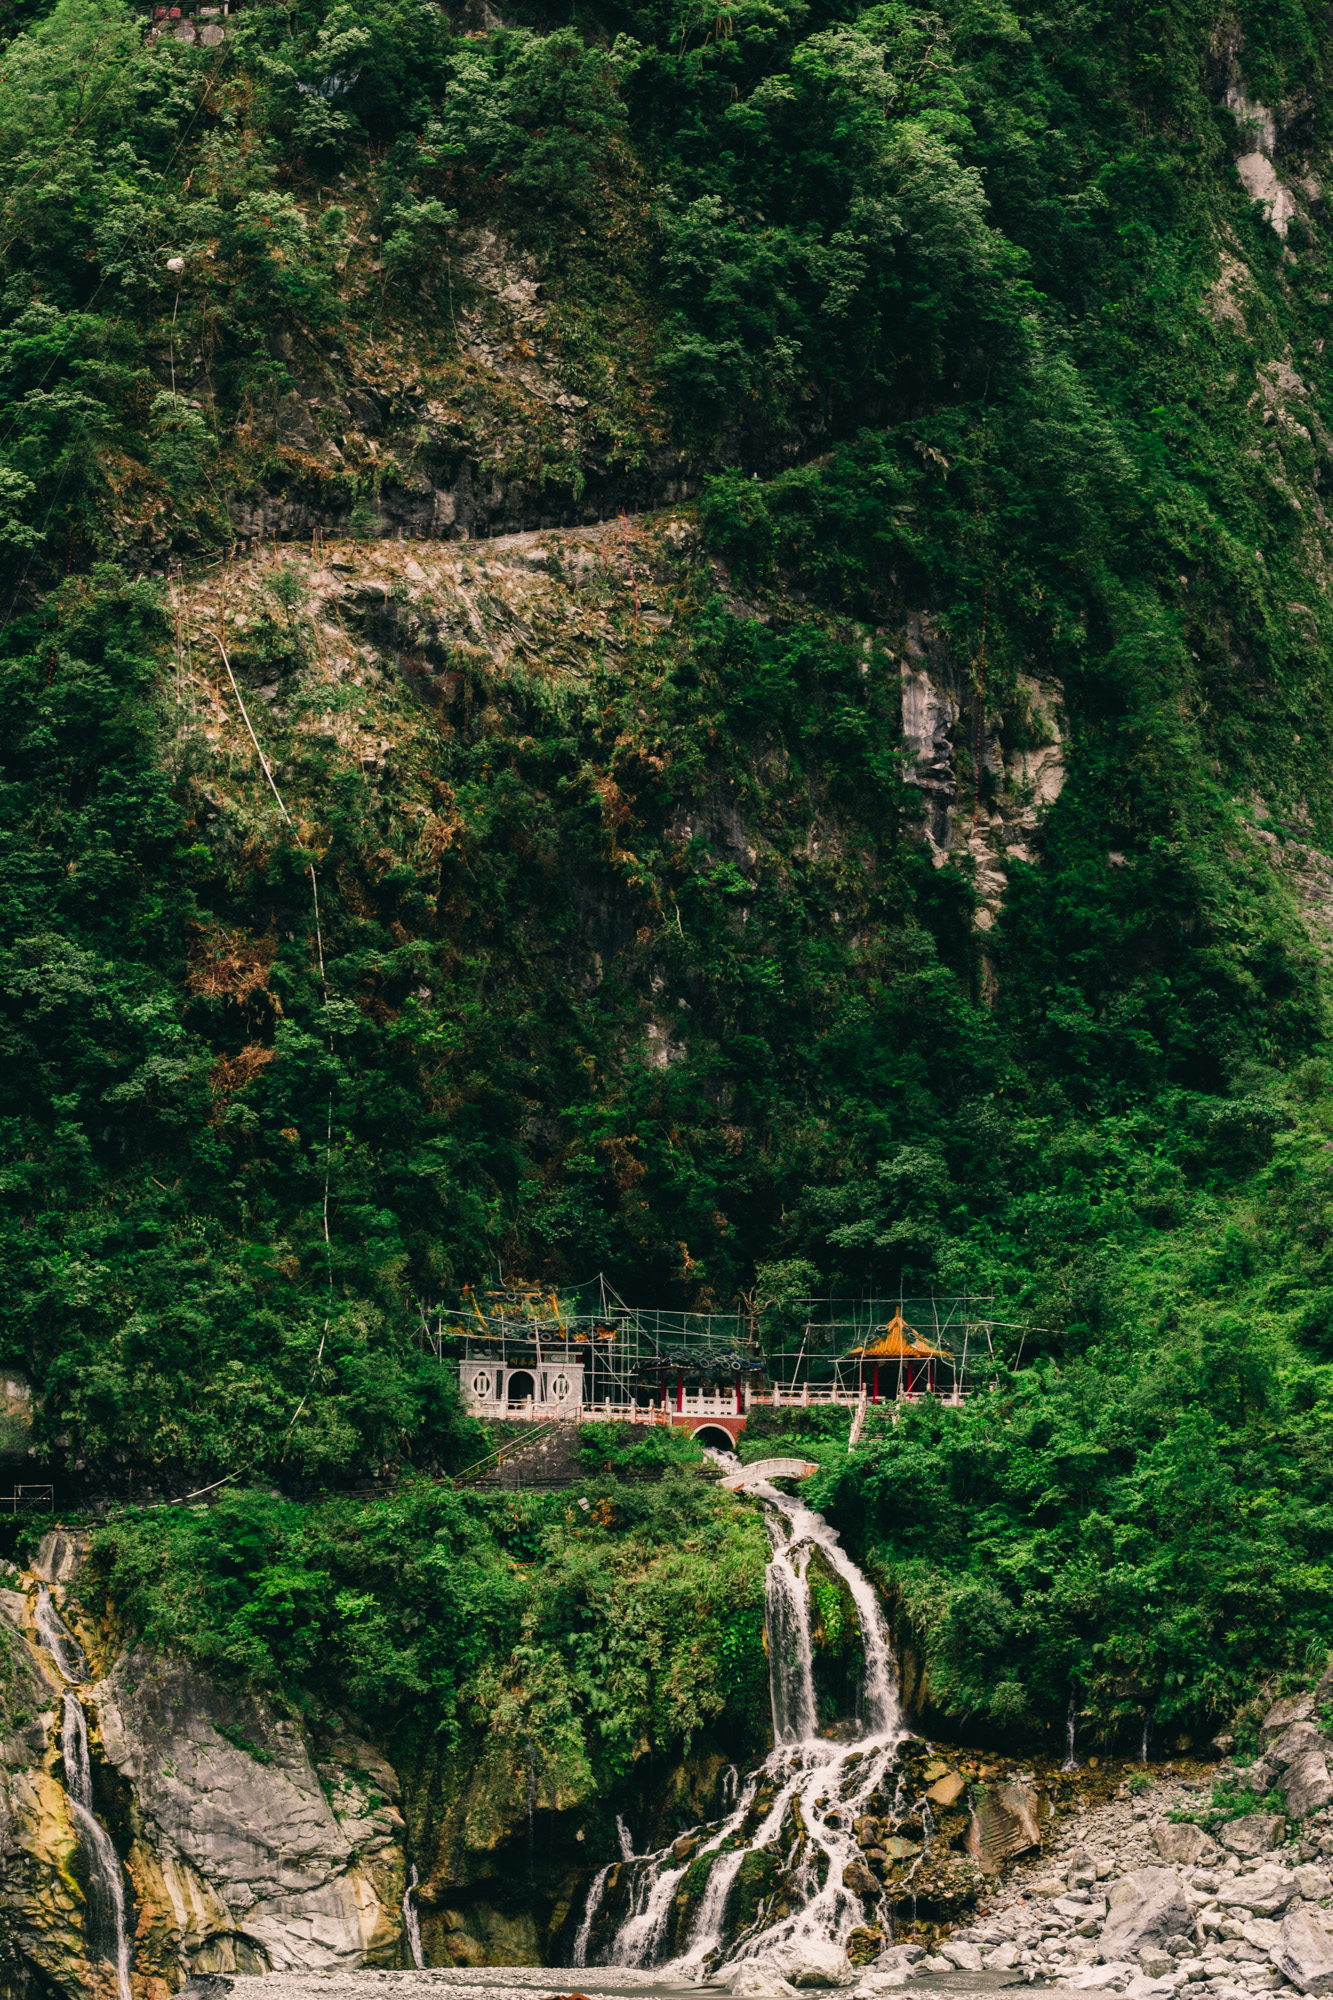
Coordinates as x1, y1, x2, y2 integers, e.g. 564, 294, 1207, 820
471, 1421, 584, 1490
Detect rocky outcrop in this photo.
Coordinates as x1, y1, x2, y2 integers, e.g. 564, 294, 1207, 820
895, 612, 1065, 935
95, 1651, 404, 1977
1099, 1868, 1195, 1959
1278, 1911, 1333, 1995
0, 1543, 411, 2000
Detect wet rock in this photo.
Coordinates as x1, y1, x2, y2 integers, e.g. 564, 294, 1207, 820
1276, 1909, 1333, 1993
842, 1858, 880, 1899
845, 1924, 887, 1967
1100, 1868, 1195, 1958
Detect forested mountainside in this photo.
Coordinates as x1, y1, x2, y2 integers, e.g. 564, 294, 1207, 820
8, 0, 1333, 1812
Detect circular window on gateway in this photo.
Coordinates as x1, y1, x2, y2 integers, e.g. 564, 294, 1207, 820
470, 1371, 491, 1400
551, 1374, 571, 1401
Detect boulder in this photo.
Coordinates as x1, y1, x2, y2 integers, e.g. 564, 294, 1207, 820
1241, 1761, 1279, 1794
984, 1943, 1020, 1969
1284, 1754, 1333, 1821
723, 1967, 799, 1996
926, 1771, 967, 1809
1269, 1723, 1324, 1770
939, 1942, 982, 1971
1276, 1910, 1333, 1994
1101, 1870, 1195, 1958
1138, 1950, 1178, 1978
1059, 1965, 1138, 1990
1219, 1815, 1287, 1857
1219, 1867, 1296, 1916
1152, 1822, 1220, 1867
1296, 1866, 1333, 1903
842, 1858, 880, 1899
1262, 1696, 1318, 1745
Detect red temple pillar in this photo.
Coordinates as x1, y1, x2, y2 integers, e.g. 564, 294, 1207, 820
676, 1370, 683, 1412
872, 1363, 880, 1405
735, 1376, 743, 1414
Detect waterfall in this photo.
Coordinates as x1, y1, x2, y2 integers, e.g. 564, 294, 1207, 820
402, 1863, 425, 1969
1061, 1695, 1080, 1772
1140, 1717, 1151, 1764
616, 1814, 635, 1860
572, 1860, 616, 1967
61, 1696, 132, 2000
679, 1847, 747, 1968
596, 1480, 909, 1977
35, 1586, 88, 1682
33, 1589, 132, 2000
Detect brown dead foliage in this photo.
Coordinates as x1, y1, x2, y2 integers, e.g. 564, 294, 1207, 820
209, 1043, 276, 1109
188, 922, 278, 999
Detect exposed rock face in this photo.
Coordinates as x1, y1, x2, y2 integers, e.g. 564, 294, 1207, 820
1220, 1814, 1287, 1856
0, 1544, 411, 2000
1099, 1868, 1194, 1958
1284, 1757, 1333, 1821
896, 618, 1064, 934
1278, 1911, 1333, 1995
95, 1651, 404, 1976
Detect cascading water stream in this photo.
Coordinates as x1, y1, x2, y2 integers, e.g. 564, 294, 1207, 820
1061, 1696, 1080, 1773
402, 1863, 425, 1969
594, 1481, 910, 1978
34, 1588, 132, 2000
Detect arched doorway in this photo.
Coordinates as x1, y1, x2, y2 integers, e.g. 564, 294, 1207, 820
507, 1370, 536, 1406
695, 1425, 738, 1456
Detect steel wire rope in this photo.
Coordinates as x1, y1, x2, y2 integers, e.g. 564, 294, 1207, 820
211, 618, 337, 1458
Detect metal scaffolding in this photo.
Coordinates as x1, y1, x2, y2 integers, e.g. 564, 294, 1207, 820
421, 1280, 996, 1415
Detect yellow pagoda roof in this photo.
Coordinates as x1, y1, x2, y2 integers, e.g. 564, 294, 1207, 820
846, 1312, 950, 1361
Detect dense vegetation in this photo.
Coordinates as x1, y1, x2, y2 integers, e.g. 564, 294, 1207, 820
3, 0, 1333, 1752
86, 1474, 771, 1802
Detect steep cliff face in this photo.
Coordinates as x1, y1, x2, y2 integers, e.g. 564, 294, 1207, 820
0, 1535, 411, 1997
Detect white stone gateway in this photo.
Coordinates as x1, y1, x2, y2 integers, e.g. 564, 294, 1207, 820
459, 1358, 585, 1420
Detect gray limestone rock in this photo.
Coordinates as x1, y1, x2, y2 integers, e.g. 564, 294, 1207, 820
1153, 1824, 1221, 1868
1276, 1910, 1333, 1993
1101, 1869, 1195, 1958
1269, 1725, 1325, 1771
1219, 1867, 1297, 1916
1262, 1697, 1319, 1745
1220, 1817, 1288, 1858
94, 1648, 402, 1970
1285, 1757, 1333, 1821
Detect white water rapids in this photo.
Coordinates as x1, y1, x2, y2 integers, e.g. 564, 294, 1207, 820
34, 1588, 133, 2000
576, 1482, 913, 1978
